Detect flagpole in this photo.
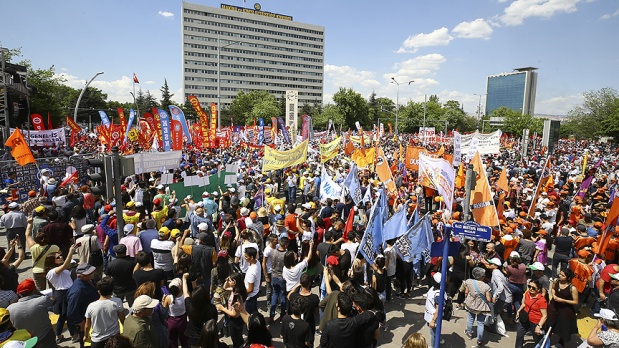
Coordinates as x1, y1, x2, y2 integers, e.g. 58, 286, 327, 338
434, 224, 451, 348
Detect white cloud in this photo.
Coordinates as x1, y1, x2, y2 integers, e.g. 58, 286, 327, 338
601, 9, 619, 19
158, 11, 174, 19
500, 0, 580, 26
389, 54, 447, 82
397, 28, 453, 53
324, 65, 382, 89
452, 19, 493, 40
535, 94, 583, 115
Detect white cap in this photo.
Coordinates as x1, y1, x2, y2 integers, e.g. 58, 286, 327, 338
595, 308, 619, 321
212, 191, 219, 196
123, 224, 135, 234
509, 251, 520, 258
203, 192, 210, 197
197, 201, 204, 207
157, 184, 164, 190
487, 258, 502, 266
197, 222, 209, 231
301, 203, 312, 210
229, 188, 236, 193
432, 272, 442, 284
240, 207, 250, 216
186, 195, 192, 200
8, 202, 19, 209
529, 262, 545, 271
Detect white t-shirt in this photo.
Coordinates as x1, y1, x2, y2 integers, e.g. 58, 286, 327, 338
85, 297, 124, 342
235, 242, 259, 273
283, 259, 308, 291
244, 262, 261, 299
384, 246, 397, 277
151, 239, 175, 271
46, 269, 73, 290
341, 242, 359, 259
263, 245, 274, 274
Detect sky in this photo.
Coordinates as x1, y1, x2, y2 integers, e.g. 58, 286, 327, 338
1, 0, 618, 116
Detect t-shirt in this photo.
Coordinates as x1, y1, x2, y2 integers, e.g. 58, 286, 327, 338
151, 239, 175, 272
283, 259, 308, 291
244, 262, 261, 299
597, 330, 619, 348
281, 315, 311, 348
289, 292, 320, 331
105, 257, 137, 293
263, 245, 274, 274
384, 246, 397, 277
133, 269, 166, 301
30, 244, 59, 274
85, 297, 123, 342
46, 269, 73, 290
523, 291, 548, 325
319, 311, 376, 348
284, 214, 299, 240
235, 242, 259, 273
270, 247, 287, 278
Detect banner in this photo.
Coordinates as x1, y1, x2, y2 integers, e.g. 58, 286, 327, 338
257, 118, 265, 146
319, 136, 341, 163
262, 139, 308, 172
301, 114, 311, 141
470, 151, 500, 226
98, 111, 111, 127
170, 118, 183, 150
395, 215, 433, 263
320, 167, 343, 201
460, 130, 502, 155
209, 103, 218, 148
190, 123, 203, 148
453, 131, 461, 167
125, 150, 182, 174
66, 116, 82, 133
343, 163, 362, 205
418, 153, 455, 210
47, 113, 53, 130
150, 108, 164, 148
5, 128, 35, 166
351, 147, 375, 168
13, 128, 66, 146
110, 125, 123, 148
30, 114, 45, 131
169, 105, 192, 143
405, 146, 428, 171
158, 109, 172, 151
277, 117, 291, 144
118, 108, 127, 143
271, 117, 277, 142
188, 96, 210, 148
376, 148, 396, 193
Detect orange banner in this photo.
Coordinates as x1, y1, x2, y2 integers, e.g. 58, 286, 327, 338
118, 108, 127, 143
151, 108, 163, 148
470, 151, 499, 227
5, 128, 35, 166
405, 146, 427, 171
210, 103, 218, 148
188, 95, 210, 148
66, 116, 82, 133
376, 148, 396, 194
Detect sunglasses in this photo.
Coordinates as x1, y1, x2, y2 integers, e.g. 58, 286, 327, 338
56, 255, 64, 259
528, 285, 538, 290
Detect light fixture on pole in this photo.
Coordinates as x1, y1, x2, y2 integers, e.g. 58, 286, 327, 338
390, 77, 414, 135
74, 72, 104, 122
473, 93, 487, 129
217, 37, 242, 129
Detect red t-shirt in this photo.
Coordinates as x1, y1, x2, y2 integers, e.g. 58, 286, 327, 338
284, 213, 298, 240
524, 291, 548, 325
598, 264, 619, 294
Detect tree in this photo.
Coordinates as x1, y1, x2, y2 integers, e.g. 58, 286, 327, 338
332, 87, 370, 129
491, 107, 543, 136
560, 88, 619, 140
313, 104, 344, 129
20, 61, 71, 127
159, 79, 174, 111
223, 90, 279, 126
0, 43, 21, 63
250, 99, 280, 121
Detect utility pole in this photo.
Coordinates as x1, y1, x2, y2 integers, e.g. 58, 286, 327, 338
111, 146, 124, 234
463, 164, 476, 221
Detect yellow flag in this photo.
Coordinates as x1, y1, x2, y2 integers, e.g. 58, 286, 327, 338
319, 136, 341, 163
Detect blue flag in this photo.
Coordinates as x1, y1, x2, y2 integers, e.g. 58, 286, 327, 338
382, 204, 409, 242
378, 188, 389, 224
343, 163, 362, 205
258, 118, 265, 145
98, 111, 110, 126
169, 105, 192, 143
124, 109, 136, 144
372, 206, 383, 254
158, 109, 172, 151
394, 214, 433, 263
408, 207, 418, 228
359, 191, 381, 265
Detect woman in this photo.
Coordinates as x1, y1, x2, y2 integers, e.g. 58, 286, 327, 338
467, 240, 482, 265
504, 252, 527, 320
243, 312, 273, 348
534, 230, 548, 264
449, 243, 474, 308
80, 185, 95, 223
215, 273, 247, 348
283, 240, 314, 292
548, 269, 579, 347
134, 282, 169, 348
197, 319, 228, 348
184, 274, 218, 347
25, 218, 59, 291
69, 205, 88, 239
402, 333, 428, 348
515, 279, 548, 348
45, 243, 77, 343
163, 277, 189, 348
463, 267, 492, 347
211, 250, 231, 303
0, 237, 25, 293
587, 309, 619, 347
133, 252, 166, 301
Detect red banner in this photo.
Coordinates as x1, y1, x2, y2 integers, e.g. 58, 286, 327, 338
30, 114, 45, 131
118, 108, 127, 144
47, 113, 53, 130
138, 119, 153, 150
301, 114, 310, 141
110, 125, 123, 148
171, 119, 183, 150
209, 103, 218, 148
66, 116, 82, 133
151, 108, 163, 148
191, 123, 203, 148
188, 96, 210, 148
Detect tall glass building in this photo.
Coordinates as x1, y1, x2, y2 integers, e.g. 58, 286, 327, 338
485, 67, 537, 116
181, 2, 325, 111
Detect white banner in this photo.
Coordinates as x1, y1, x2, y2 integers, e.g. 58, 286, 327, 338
320, 170, 342, 202
460, 130, 502, 156
418, 153, 456, 210
125, 150, 182, 174
14, 128, 66, 146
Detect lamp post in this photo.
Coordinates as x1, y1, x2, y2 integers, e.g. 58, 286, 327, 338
217, 37, 242, 129
390, 77, 414, 135
474, 93, 486, 129
74, 72, 104, 122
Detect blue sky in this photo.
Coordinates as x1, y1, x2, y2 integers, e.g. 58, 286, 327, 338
1, 0, 618, 116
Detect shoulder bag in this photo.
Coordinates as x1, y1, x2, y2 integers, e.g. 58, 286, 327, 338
518, 293, 541, 328
88, 235, 104, 268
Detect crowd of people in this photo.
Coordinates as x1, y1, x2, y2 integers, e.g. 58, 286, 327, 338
0, 133, 618, 348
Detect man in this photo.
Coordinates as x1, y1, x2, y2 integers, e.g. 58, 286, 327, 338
552, 227, 574, 277
7, 278, 56, 347
244, 247, 262, 314
138, 219, 159, 257
269, 236, 289, 323
42, 209, 74, 258
281, 295, 311, 348
425, 272, 445, 348
288, 273, 320, 346
319, 292, 378, 348
105, 244, 137, 307
31, 205, 49, 236
84, 277, 125, 346
123, 201, 141, 225
119, 223, 142, 258
284, 204, 300, 253
151, 227, 175, 280
123, 295, 159, 348
0, 202, 27, 259
263, 234, 278, 312
75, 224, 104, 279
20, 190, 41, 218
67, 264, 99, 345
150, 199, 168, 230
593, 264, 619, 316
181, 231, 216, 290
189, 207, 212, 237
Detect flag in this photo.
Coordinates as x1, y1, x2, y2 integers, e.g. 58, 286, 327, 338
359, 191, 382, 264
98, 111, 111, 127
594, 191, 619, 256
455, 163, 465, 189
133, 73, 139, 84
254, 187, 265, 209
169, 105, 192, 143
343, 207, 355, 242
343, 163, 362, 205
497, 167, 509, 192
320, 166, 343, 201
47, 113, 53, 130
344, 141, 355, 156
30, 114, 45, 131
576, 158, 603, 199
351, 147, 375, 168
582, 150, 589, 175
418, 153, 456, 210
118, 108, 127, 143
382, 203, 409, 242
5, 128, 35, 166
376, 148, 396, 194
124, 109, 136, 144
158, 109, 172, 151
408, 206, 419, 228
362, 185, 372, 205
319, 136, 341, 163
528, 156, 553, 216
470, 151, 500, 226
395, 214, 433, 263
372, 207, 384, 254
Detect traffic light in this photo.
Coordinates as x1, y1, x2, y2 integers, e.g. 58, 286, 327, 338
87, 157, 113, 198
468, 170, 478, 191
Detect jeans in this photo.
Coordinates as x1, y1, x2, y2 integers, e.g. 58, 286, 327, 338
552, 253, 570, 278
515, 321, 543, 348
270, 277, 287, 318
288, 186, 297, 203
507, 283, 525, 317
245, 295, 258, 314
386, 275, 394, 301
399, 261, 413, 294
428, 323, 437, 348
591, 289, 607, 315
115, 290, 136, 308
466, 311, 486, 342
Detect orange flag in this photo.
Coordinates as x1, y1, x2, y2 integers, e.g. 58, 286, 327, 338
455, 163, 465, 189
470, 151, 499, 227
5, 128, 35, 166
497, 167, 509, 193
436, 145, 445, 157
528, 156, 552, 217
376, 148, 396, 194
594, 194, 619, 255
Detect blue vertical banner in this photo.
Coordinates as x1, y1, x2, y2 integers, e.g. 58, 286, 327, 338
124, 109, 136, 143
169, 105, 192, 143
98, 111, 111, 126
258, 118, 265, 146
277, 117, 291, 144
158, 109, 172, 151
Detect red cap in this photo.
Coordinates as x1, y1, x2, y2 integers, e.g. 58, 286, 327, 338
17, 278, 35, 295
153, 198, 162, 207
104, 205, 113, 213
218, 250, 229, 258
326, 255, 339, 266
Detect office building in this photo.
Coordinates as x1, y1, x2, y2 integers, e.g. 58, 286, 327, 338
485, 67, 538, 116
181, 2, 325, 114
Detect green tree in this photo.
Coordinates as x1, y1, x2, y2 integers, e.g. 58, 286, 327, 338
223, 90, 279, 126
332, 87, 370, 129
159, 79, 174, 111
0, 44, 22, 63
250, 99, 280, 121
313, 104, 344, 129
491, 107, 543, 135
20, 62, 71, 127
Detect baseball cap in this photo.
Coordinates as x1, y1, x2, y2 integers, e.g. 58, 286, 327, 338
578, 249, 590, 258
170, 229, 181, 239
240, 208, 250, 216
76, 263, 96, 275
249, 212, 257, 219
156, 184, 164, 190
169, 278, 182, 289
132, 295, 159, 311
81, 224, 96, 234
126, 201, 135, 208
0, 308, 9, 325
595, 308, 619, 321
27, 190, 37, 197
326, 255, 339, 266
432, 272, 442, 284
529, 262, 545, 271
509, 251, 520, 258
197, 222, 209, 231
487, 258, 502, 267
123, 223, 135, 234
34, 206, 46, 214
16, 279, 35, 295
8, 202, 19, 209
218, 250, 229, 258
158, 227, 170, 238
610, 273, 619, 281
3, 337, 38, 348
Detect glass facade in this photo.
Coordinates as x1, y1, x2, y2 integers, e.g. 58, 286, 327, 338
486, 72, 526, 116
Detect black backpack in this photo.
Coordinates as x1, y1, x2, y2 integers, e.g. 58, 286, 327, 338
443, 297, 453, 321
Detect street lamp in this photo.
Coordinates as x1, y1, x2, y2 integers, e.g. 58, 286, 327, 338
391, 77, 414, 135
74, 72, 104, 122
217, 37, 242, 129
473, 93, 487, 129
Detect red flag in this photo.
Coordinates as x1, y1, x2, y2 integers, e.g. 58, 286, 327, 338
343, 207, 355, 242
47, 113, 53, 129
133, 73, 139, 84
66, 116, 82, 133
30, 114, 45, 131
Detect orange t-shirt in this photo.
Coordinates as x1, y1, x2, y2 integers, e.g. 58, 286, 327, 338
574, 236, 596, 250
501, 236, 520, 260
284, 213, 298, 240
569, 259, 594, 292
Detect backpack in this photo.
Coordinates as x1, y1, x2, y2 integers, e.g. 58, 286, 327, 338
443, 297, 453, 321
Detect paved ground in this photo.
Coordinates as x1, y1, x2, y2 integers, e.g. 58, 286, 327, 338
1, 225, 596, 348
